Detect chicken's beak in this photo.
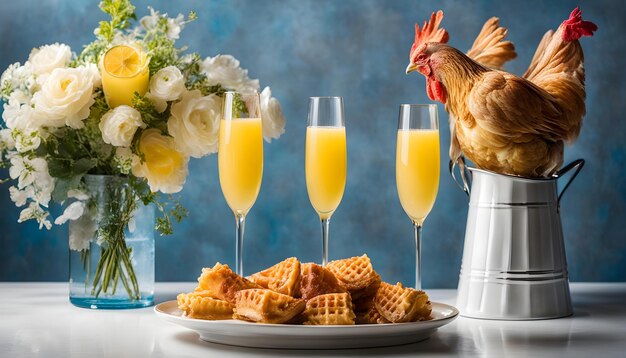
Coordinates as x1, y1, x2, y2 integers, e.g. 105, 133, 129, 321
405, 63, 418, 74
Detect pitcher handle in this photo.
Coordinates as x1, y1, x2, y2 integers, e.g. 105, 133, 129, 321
555, 159, 585, 203
449, 156, 471, 198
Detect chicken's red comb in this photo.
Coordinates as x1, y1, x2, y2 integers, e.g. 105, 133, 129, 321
562, 7, 598, 42
410, 10, 449, 58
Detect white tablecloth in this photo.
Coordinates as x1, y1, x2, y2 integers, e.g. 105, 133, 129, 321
0, 282, 624, 357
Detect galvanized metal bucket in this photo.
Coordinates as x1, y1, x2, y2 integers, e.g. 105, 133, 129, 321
451, 159, 584, 320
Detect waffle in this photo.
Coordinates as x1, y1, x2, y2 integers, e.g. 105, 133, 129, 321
249, 257, 301, 297
176, 292, 234, 320
195, 263, 261, 304
352, 294, 375, 313
374, 282, 432, 323
326, 254, 381, 299
355, 305, 390, 324
299, 262, 346, 301
233, 289, 306, 324
303, 293, 355, 325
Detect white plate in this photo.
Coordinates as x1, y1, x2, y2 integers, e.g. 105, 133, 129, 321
154, 300, 459, 349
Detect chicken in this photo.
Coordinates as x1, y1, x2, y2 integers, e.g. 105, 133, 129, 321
405, 8, 597, 177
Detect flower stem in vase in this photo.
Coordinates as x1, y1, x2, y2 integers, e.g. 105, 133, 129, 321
89, 180, 141, 300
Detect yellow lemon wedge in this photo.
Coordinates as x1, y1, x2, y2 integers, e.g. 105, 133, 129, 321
102, 45, 147, 77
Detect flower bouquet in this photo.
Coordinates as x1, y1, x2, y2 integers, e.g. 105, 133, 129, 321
0, 0, 286, 308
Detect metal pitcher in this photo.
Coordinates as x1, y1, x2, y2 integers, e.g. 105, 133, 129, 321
451, 159, 584, 320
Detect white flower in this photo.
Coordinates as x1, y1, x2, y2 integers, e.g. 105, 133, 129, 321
2, 93, 36, 130
259, 86, 286, 143
18, 202, 52, 230
68, 206, 96, 251
12, 129, 41, 153
99, 105, 145, 147
140, 7, 185, 40
55, 201, 85, 225
67, 189, 89, 201
132, 129, 189, 194
1, 62, 36, 99
27, 43, 71, 78
9, 186, 34, 207
166, 14, 185, 40
148, 66, 185, 110
114, 147, 139, 175
167, 90, 221, 158
0, 128, 15, 150
140, 7, 160, 30
8, 156, 54, 206
201, 55, 260, 93
32, 65, 99, 129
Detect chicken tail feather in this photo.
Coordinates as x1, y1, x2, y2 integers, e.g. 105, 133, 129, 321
466, 17, 517, 70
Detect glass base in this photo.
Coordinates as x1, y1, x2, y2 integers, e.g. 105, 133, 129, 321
70, 296, 154, 309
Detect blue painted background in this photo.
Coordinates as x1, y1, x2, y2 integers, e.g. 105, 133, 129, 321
1, 0, 625, 287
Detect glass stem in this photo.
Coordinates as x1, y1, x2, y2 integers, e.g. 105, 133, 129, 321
321, 217, 330, 266
413, 221, 422, 290
235, 213, 246, 276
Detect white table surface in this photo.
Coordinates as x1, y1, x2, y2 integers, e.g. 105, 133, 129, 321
0, 282, 624, 357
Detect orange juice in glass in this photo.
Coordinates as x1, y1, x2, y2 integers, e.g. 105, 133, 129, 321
395, 104, 440, 290
100, 45, 149, 108
218, 91, 263, 276
305, 96, 346, 266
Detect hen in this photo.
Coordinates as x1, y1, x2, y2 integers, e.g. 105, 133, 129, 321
406, 8, 597, 177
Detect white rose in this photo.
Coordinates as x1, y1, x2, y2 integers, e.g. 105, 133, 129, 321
99, 106, 145, 147
28, 43, 72, 77
132, 129, 189, 194
149, 66, 185, 102
259, 86, 286, 142
167, 90, 221, 158
32, 66, 99, 129
201, 55, 260, 92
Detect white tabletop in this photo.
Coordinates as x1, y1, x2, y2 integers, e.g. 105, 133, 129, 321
0, 282, 624, 357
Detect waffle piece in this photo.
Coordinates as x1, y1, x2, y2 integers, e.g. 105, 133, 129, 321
233, 289, 305, 324
195, 263, 261, 304
355, 305, 390, 324
249, 257, 301, 297
352, 294, 375, 313
326, 254, 381, 300
303, 293, 356, 325
374, 282, 432, 323
176, 292, 234, 320
299, 263, 346, 301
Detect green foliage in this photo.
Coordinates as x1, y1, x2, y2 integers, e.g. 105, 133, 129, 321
131, 92, 169, 131
98, 0, 136, 42
129, 177, 188, 236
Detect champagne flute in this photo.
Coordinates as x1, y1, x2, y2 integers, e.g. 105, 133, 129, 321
305, 97, 347, 266
396, 104, 440, 289
218, 91, 264, 276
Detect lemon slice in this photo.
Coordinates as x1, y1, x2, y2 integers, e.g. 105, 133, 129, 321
102, 45, 147, 77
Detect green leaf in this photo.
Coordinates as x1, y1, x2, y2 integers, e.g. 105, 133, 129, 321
52, 175, 82, 202
72, 158, 98, 176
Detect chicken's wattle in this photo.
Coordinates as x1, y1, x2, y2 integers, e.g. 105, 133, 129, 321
427, 76, 446, 104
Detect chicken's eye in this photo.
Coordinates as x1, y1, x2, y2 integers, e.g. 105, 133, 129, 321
416, 54, 426, 61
